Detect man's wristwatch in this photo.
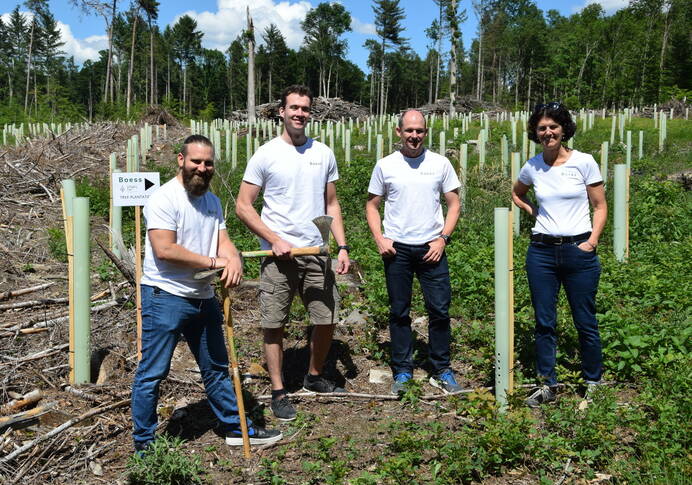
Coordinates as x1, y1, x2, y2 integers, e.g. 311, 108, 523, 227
439, 234, 451, 245
337, 245, 351, 253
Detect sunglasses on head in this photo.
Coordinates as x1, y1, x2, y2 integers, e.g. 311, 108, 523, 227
534, 102, 562, 113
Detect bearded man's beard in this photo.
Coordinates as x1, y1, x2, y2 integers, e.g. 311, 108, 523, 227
182, 165, 213, 196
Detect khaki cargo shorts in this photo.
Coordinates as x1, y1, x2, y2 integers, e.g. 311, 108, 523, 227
259, 255, 340, 329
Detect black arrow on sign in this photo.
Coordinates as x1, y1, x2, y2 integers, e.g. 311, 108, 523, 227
144, 178, 155, 191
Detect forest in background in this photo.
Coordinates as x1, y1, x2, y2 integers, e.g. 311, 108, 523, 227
0, 0, 690, 123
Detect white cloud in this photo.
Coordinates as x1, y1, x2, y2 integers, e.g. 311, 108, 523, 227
571, 0, 630, 14
57, 21, 108, 64
0, 11, 107, 64
176, 0, 313, 52
350, 16, 376, 36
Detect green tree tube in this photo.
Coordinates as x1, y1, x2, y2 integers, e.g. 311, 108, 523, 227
613, 164, 628, 262
72, 197, 91, 384
494, 207, 511, 410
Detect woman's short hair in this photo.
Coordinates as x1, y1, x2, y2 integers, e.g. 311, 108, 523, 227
527, 102, 576, 143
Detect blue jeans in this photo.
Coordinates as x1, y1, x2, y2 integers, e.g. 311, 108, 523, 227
384, 242, 452, 376
131, 285, 251, 448
525, 240, 603, 386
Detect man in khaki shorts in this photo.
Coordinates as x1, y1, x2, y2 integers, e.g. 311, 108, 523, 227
236, 85, 350, 421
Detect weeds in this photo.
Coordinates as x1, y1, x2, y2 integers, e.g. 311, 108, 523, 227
127, 434, 206, 485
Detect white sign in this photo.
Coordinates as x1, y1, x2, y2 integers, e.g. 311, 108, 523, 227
112, 172, 160, 207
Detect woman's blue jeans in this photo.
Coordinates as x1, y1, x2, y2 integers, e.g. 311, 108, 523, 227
131, 285, 250, 448
525, 241, 603, 386
384, 242, 452, 376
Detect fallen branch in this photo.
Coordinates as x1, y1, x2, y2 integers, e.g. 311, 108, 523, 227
0, 282, 55, 301
95, 239, 135, 286
1, 389, 43, 414
0, 402, 56, 432
0, 398, 130, 463
2, 298, 124, 333
0, 343, 68, 366
0, 297, 68, 311
62, 385, 101, 403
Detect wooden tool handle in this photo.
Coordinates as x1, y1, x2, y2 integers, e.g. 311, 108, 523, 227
241, 246, 324, 258
221, 287, 251, 459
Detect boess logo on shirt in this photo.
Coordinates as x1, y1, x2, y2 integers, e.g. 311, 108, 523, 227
562, 168, 581, 179
418, 170, 437, 176
309, 161, 323, 167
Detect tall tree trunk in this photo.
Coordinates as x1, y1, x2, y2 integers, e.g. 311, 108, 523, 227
476, 27, 482, 100
491, 51, 496, 103
449, 0, 458, 118
428, 55, 434, 104
24, 20, 35, 112
369, 71, 374, 113
246, 7, 256, 124
526, 61, 533, 111
126, 15, 138, 116
379, 37, 386, 117
268, 64, 272, 103
166, 55, 170, 101
576, 43, 595, 101
150, 21, 155, 105
657, 3, 672, 101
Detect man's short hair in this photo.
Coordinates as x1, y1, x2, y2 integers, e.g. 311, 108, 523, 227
181, 134, 214, 157
280, 85, 313, 108
398, 109, 427, 130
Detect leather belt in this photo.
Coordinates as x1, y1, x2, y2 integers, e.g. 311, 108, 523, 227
530, 232, 591, 245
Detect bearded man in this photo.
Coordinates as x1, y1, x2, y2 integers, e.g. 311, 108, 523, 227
131, 135, 281, 454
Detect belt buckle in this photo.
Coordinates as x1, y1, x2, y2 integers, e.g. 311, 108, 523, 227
553, 236, 563, 245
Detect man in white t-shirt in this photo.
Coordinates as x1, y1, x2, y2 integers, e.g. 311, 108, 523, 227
236, 85, 350, 421
366, 109, 463, 395
132, 135, 281, 454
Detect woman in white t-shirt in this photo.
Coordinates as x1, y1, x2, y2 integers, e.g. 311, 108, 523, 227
512, 102, 607, 407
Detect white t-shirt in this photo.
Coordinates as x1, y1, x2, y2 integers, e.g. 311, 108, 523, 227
518, 149, 602, 236
141, 178, 225, 298
243, 136, 338, 249
368, 149, 460, 245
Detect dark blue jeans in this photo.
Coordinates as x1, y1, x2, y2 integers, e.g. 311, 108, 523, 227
131, 285, 251, 448
384, 242, 452, 376
525, 240, 603, 386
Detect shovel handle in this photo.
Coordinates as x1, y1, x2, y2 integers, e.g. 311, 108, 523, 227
241, 246, 324, 258
192, 246, 328, 280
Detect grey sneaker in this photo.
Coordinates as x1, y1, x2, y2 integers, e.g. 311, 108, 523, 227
225, 426, 283, 446
270, 395, 297, 421
302, 374, 345, 393
391, 372, 412, 395
584, 381, 603, 401
429, 369, 463, 394
526, 385, 557, 408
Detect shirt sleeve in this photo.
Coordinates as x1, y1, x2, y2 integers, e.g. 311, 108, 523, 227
242, 149, 265, 187
143, 191, 177, 231
518, 162, 533, 185
367, 162, 385, 196
582, 155, 603, 185
441, 158, 461, 193
216, 196, 226, 231
327, 149, 339, 183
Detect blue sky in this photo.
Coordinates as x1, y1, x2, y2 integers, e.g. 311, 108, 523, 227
2, 0, 628, 72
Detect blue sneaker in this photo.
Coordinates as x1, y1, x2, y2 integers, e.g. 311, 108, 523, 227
391, 372, 412, 395
429, 369, 462, 394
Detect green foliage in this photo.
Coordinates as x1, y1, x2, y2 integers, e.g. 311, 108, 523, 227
76, 178, 110, 218
127, 435, 206, 485
47, 227, 67, 262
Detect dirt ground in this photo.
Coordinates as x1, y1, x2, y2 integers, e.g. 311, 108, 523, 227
0, 122, 548, 484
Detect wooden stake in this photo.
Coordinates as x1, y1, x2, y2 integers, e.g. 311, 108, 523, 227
60, 189, 75, 383
135, 206, 143, 360
221, 286, 251, 459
